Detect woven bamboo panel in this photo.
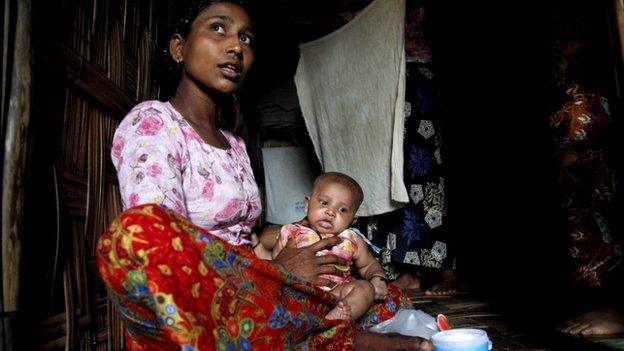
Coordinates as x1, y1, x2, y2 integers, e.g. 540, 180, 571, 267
26, 0, 170, 349
63, 0, 93, 60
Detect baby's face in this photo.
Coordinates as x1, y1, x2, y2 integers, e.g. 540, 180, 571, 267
305, 182, 357, 235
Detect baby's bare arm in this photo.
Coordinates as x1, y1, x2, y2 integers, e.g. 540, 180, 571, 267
352, 234, 388, 299
352, 234, 385, 280
260, 225, 280, 251
271, 229, 286, 259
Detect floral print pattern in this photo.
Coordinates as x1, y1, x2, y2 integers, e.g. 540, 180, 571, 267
357, 60, 454, 278
546, 9, 624, 287
111, 100, 261, 246
401, 209, 425, 246
356, 3, 455, 275
96, 204, 410, 350
278, 224, 360, 290
408, 146, 433, 177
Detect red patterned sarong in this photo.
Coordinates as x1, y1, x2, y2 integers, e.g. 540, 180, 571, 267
97, 204, 410, 350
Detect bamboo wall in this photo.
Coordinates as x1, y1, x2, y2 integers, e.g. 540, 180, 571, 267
19, 0, 172, 349
2, 1, 32, 350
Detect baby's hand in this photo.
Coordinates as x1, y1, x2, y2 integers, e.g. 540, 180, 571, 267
371, 276, 388, 300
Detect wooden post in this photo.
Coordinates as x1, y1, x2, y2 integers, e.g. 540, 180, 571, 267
1, 0, 32, 350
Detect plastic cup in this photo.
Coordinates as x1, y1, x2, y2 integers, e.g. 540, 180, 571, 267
431, 328, 492, 351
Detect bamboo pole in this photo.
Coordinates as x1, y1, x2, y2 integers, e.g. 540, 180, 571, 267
616, 0, 624, 61
1, 0, 32, 350
612, 0, 624, 100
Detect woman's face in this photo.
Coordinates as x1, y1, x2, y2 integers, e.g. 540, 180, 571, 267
173, 3, 255, 95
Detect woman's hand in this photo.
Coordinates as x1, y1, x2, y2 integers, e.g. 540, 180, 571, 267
272, 236, 347, 286
371, 278, 389, 300
354, 332, 433, 351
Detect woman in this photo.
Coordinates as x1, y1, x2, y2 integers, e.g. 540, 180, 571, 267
97, 1, 433, 350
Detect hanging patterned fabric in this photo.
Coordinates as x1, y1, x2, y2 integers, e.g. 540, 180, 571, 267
356, 2, 454, 279
548, 7, 623, 287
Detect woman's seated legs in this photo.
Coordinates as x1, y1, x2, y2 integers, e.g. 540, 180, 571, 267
98, 204, 431, 350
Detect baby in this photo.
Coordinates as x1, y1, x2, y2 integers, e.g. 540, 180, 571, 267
271, 172, 388, 321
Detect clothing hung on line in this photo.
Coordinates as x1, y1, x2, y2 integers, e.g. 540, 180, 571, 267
547, 9, 623, 288
111, 100, 262, 246
294, 0, 408, 216
353, 2, 454, 277
356, 61, 454, 278
97, 204, 410, 350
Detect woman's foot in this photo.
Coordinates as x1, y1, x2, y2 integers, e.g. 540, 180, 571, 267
559, 309, 624, 336
425, 269, 458, 296
326, 300, 352, 321
355, 331, 433, 351
391, 272, 422, 290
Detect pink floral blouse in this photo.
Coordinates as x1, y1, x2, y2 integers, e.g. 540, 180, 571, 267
111, 100, 261, 245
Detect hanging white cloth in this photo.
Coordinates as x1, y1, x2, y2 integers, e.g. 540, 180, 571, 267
294, 0, 407, 216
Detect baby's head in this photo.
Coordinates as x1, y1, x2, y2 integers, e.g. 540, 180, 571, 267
305, 172, 363, 234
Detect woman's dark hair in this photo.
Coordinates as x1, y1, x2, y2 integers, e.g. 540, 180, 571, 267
154, 0, 256, 132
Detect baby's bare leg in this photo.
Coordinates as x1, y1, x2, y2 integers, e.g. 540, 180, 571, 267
326, 280, 375, 321
326, 299, 351, 321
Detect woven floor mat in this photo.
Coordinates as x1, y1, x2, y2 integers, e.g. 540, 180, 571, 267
404, 289, 624, 351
